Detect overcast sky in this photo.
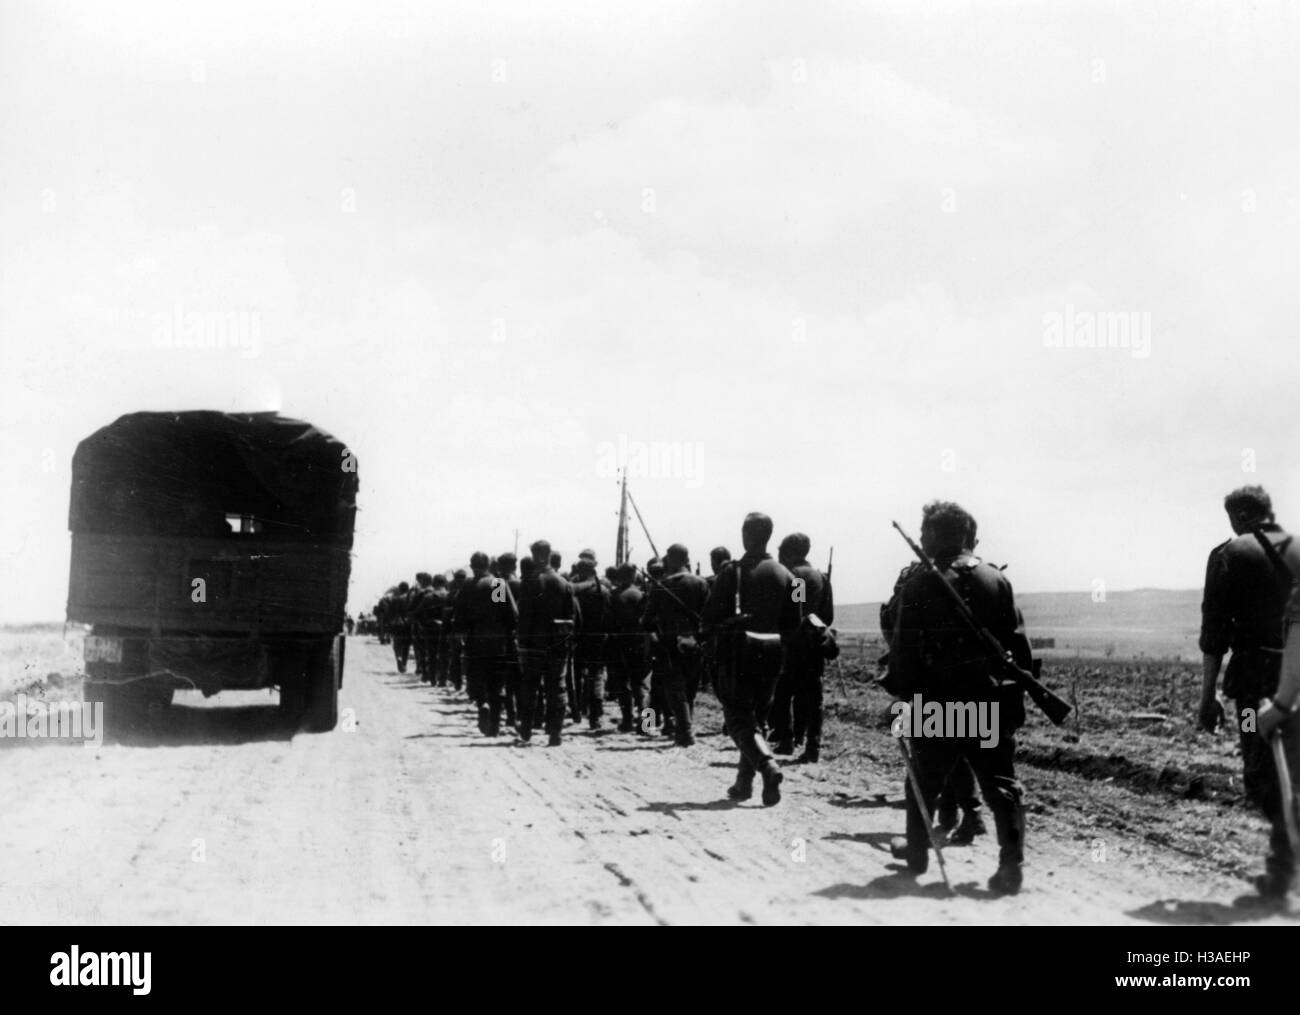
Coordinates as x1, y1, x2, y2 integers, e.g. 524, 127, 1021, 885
3, 0, 1299, 622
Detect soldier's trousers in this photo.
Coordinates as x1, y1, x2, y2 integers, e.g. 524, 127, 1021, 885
715, 639, 784, 778
467, 655, 507, 733
1238, 695, 1300, 881
904, 733, 1024, 866
575, 646, 606, 726
449, 636, 464, 691
649, 646, 670, 730
771, 646, 824, 750
391, 625, 411, 673
519, 647, 568, 737
937, 758, 981, 821
434, 634, 452, 686
606, 637, 648, 730
503, 647, 521, 726
412, 623, 438, 680
654, 641, 701, 743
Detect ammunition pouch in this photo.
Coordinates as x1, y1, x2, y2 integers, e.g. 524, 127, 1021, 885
1224, 646, 1282, 702
799, 612, 838, 660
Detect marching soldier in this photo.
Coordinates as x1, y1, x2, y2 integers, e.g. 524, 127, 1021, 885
387, 581, 413, 674
881, 563, 985, 845
701, 547, 732, 695
607, 562, 650, 733
455, 551, 519, 737
701, 513, 800, 806
707, 547, 731, 592
408, 572, 440, 682
772, 533, 834, 764
518, 540, 579, 746
571, 556, 612, 730
884, 501, 1030, 895
496, 552, 523, 729
447, 569, 469, 693
1199, 485, 1297, 903
644, 543, 709, 747
375, 590, 394, 645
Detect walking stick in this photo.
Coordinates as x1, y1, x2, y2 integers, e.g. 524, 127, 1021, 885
895, 706, 952, 893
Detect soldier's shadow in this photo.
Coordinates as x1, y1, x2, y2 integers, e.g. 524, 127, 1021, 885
826, 793, 904, 810
822, 831, 898, 848
639, 799, 741, 817
1126, 898, 1294, 925
815, 869, 988, 902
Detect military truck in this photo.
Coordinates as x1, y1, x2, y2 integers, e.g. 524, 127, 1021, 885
67, 411, 358, 734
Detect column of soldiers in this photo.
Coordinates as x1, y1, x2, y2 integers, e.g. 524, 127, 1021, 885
360, 487, 1299, 906
367, 520, 837, 773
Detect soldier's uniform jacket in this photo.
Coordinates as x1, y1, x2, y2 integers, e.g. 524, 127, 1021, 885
408, 585, 443, 629
643, 569, 709, 638
609, 583, 645, 632
1201, 524, 1292, 655
788, 560, 833, 637
384, 590, 411, 630
1201, 524, 1294, 699
454, 573, 518, 658
518, 564, 579, 652
701, 552, 801, 638
571, 576, 612, 636
887, 553, 1031, 710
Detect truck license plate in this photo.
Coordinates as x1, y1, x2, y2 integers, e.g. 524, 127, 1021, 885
84, 636, 123, 663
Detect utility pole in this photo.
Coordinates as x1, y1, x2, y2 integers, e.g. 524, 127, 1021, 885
615, 469, 629, 566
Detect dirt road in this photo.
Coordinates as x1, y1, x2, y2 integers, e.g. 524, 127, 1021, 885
0, 638, 1291, 925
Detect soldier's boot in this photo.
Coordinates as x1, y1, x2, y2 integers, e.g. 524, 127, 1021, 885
616, 693, 635, 733
796, 737, 820, 764
948, 808, 987, 846
760, 762, 783, 807
773, 736, 794, 756
988, 863, 1023, 896
476, 704, 491, 737
936, 797, 959, 836
727, 774, 754, 801
889, 836, 929, 874
547, 731, 563, 747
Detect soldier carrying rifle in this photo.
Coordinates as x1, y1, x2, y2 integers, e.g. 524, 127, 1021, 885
884, 501, 1054, 896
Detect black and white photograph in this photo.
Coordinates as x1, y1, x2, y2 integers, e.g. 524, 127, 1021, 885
0, 0, 1297, 987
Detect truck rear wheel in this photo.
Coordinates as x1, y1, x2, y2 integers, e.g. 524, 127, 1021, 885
276, 650, 308, 725
84, 679, 170, 738
303, 636, 340, 733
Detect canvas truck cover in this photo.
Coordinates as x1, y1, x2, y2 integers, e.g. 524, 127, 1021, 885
69, 411, 358, 545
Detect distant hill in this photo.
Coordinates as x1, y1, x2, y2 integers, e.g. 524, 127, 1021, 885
836, 588, 1202, 661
